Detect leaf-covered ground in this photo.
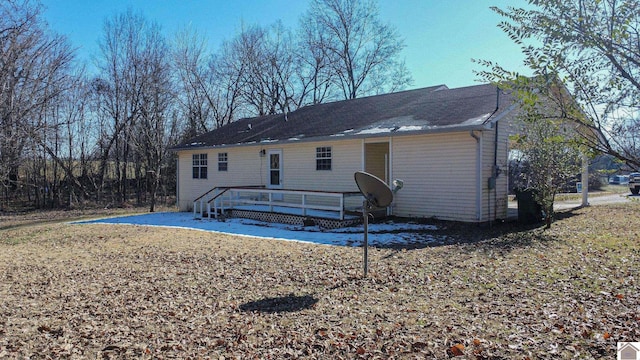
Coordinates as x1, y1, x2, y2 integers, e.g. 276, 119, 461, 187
0, 203, 638, 359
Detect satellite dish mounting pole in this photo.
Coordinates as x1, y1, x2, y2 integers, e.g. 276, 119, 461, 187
354, 171, 400, 279
363, 198, 369, 278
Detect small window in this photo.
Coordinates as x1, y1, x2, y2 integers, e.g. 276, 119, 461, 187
218, 152, 228, 171
316, 146, 332, 171
192, 153, 208, 179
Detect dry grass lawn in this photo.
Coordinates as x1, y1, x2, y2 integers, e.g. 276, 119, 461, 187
0, 203, 638, 359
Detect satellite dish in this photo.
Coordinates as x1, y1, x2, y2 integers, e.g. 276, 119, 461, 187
354, 171, 396, 278
354, 171, 393, 208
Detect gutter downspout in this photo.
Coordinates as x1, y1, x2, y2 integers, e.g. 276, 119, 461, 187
465, 87, 523, 224
388, 137, 393, 216
490, 87, 501, 226
476, 85, 502, 225
470, 130, 482, 222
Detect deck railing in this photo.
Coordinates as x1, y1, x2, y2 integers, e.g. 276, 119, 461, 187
193, 186, 264, 219
203, 187, 362, 220
193, 187, 221, 219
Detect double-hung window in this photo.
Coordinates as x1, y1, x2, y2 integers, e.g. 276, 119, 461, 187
218, 152, 228, 171
192, 153, 208, 179
316, 146, 332, 171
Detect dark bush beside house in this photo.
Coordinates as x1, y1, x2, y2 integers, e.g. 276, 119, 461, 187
515, 188, 543, 224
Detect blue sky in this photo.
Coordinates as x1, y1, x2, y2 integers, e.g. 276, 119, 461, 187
40, 0, 531, 89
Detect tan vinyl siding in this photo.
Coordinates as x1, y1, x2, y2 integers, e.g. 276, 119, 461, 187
490, 110, 522, 221
176, 147, 264, 211
479, 113, 519, 222
177, 122, 515, 222
391, 132, 478, 222
280, 139, 362, 192
480, 129, 498, 222
177, 139, 363, 211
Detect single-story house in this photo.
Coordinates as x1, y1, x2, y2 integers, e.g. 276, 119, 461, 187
171, 83, 520, 225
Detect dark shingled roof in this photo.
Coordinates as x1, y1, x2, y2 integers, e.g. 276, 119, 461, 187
172, 83, 514, 150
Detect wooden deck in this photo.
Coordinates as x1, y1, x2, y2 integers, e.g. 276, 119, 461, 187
193, 187, 367, 229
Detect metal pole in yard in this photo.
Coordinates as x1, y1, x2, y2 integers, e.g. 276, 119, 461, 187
363, 199, 368, 278
581, 153, 589, 207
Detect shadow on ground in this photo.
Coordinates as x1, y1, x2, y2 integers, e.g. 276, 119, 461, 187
375, 206, 585, 254
239, 294, 319, 313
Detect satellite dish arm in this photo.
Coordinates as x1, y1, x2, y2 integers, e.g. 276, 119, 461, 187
365, 193, 377, 208
392, 179, 404, 193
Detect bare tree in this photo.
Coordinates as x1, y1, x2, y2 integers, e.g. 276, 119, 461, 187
478, 0, 640, 169
208, 44, 246, 127
0, 0, 75, 208
295, 15, 338, 106
95, 10, 152, 204
31, 70, 93, 208
173, 28, 214, 137
301, 0, 410, 100
96, 12, 133, 204
59, 72, 93, 206
227, 23, 297, 117
262, 22, 298, 115
133, 23, 176, 212
173, 0, 414, 137
95, 9, 178, 210
173, 26, 246, 133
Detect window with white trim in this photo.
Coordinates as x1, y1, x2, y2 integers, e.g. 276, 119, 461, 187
316, 146, 332, 170
192, 153, 208, 179
218, 152, 228, 171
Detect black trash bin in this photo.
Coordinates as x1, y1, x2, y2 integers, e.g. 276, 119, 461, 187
515, 188, 542, 224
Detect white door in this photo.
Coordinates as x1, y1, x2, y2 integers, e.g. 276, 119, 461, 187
267, 149, 283, 190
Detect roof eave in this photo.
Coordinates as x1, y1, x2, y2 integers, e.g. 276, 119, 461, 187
170, 123, 495, 151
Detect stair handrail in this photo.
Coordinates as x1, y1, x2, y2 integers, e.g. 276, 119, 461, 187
193, 186, 225, 219
206, 185, 264, 204
193, 186, 220, 203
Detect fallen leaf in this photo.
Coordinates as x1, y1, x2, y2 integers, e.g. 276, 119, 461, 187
37, 325, 51, 333
450, 343, 464, 356
102, 345, 120, 352
2, 205, 639, 359
315, 328, 328, 338
411, 342, 427, 351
